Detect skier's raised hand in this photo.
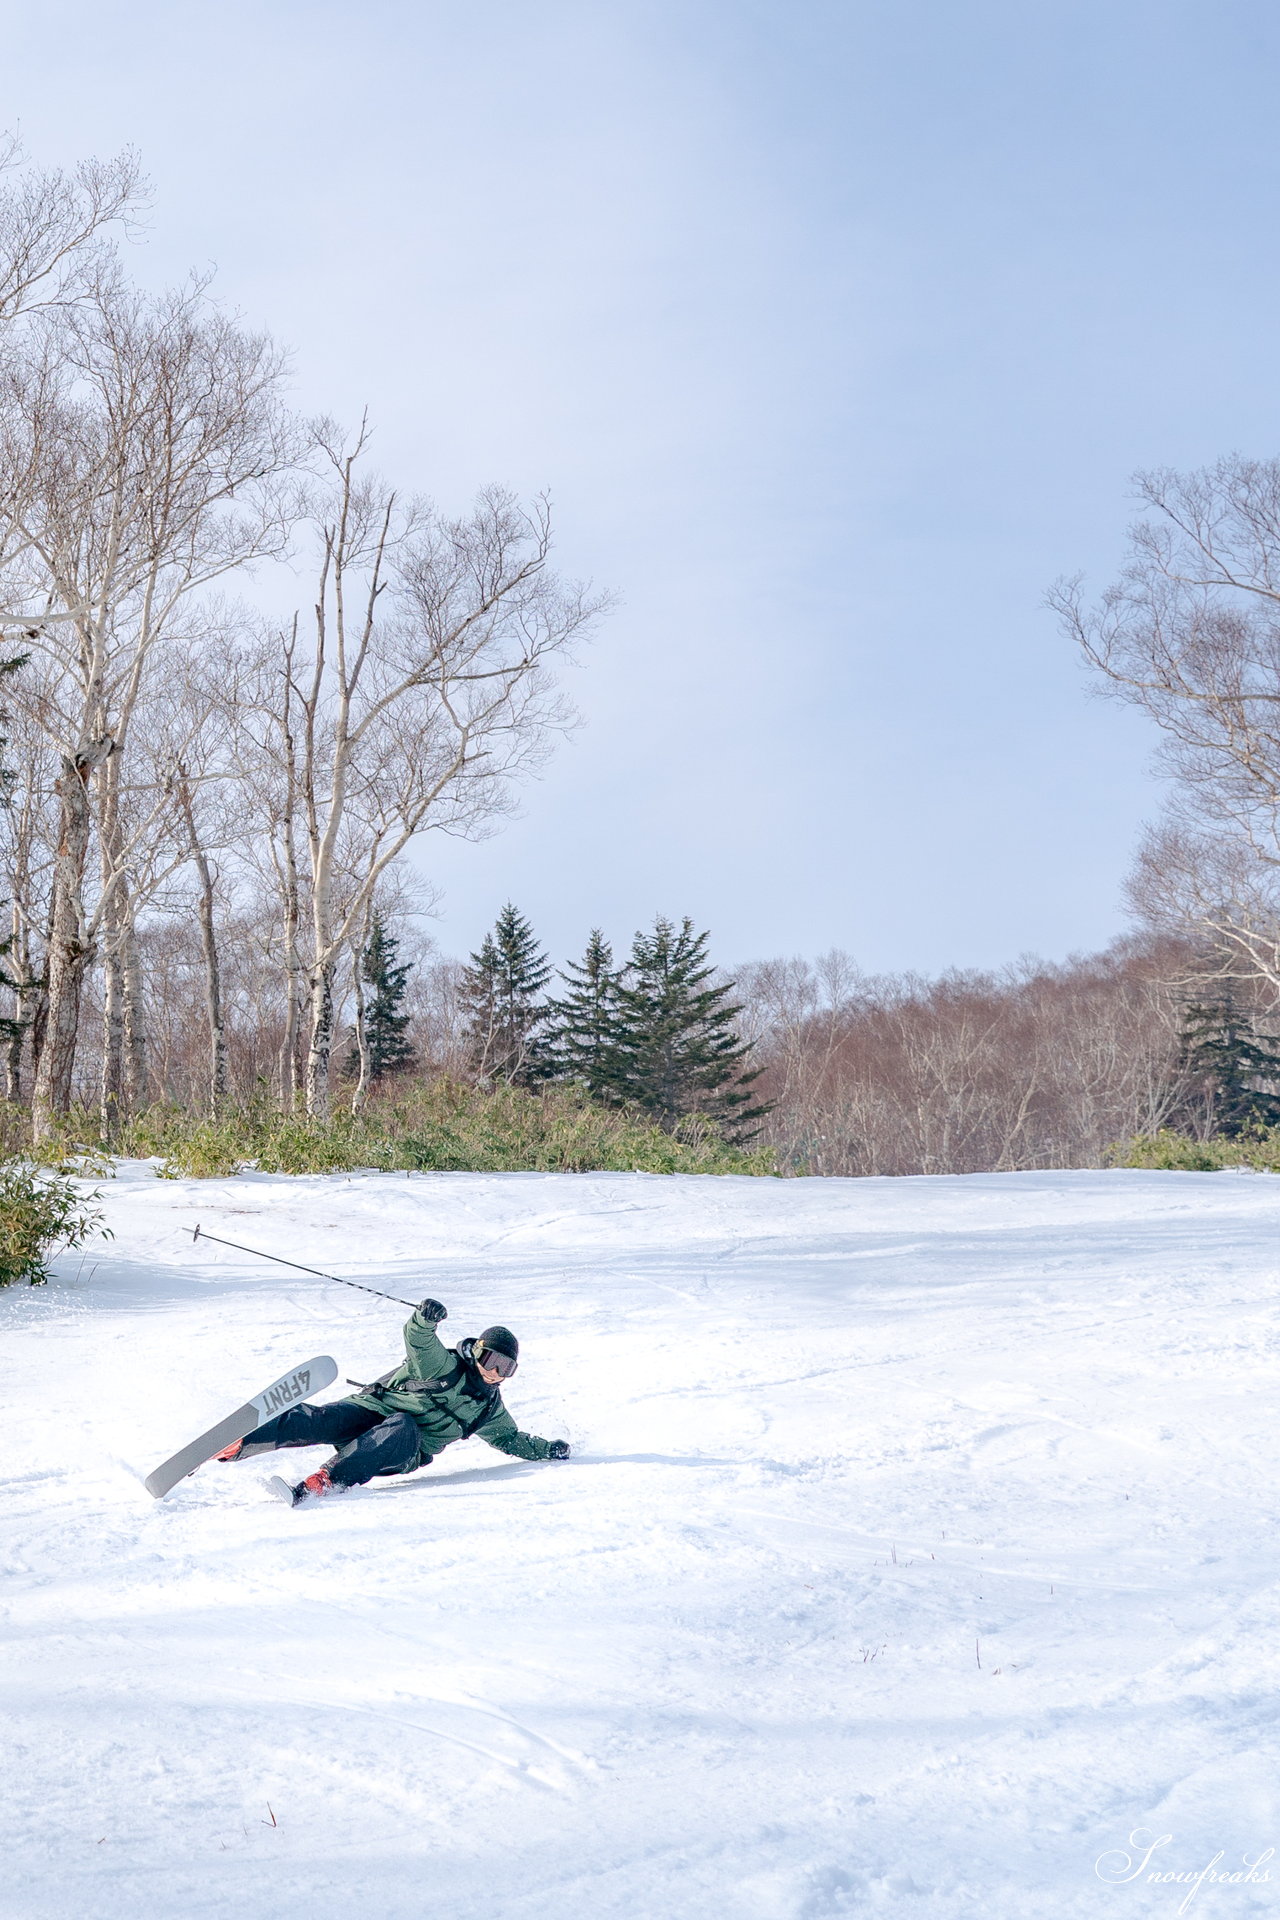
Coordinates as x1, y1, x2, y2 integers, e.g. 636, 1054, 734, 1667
416, 1298, 448, 1323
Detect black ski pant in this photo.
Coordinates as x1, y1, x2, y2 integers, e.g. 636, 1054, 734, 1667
248, 1401, 424, 1487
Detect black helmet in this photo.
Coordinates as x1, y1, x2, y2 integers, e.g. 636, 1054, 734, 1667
476, 1325, 518, 1377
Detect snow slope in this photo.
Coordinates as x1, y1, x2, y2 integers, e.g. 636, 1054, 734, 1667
3, 1164, 1279, 1918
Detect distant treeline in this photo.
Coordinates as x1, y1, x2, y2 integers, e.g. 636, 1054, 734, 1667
16, 891, 1275, 1175
740, 935, 1280, 1174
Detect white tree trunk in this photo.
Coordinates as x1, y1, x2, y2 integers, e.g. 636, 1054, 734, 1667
304, 963, 333, 1118
32, 743, 108, 1137
122, 918, 147, 1113
193, 844, 226, 1113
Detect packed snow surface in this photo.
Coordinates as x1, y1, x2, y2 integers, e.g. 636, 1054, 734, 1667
3, 1165, 1279, 1918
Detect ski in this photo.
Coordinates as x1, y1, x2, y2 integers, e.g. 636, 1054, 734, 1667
144, 1354, 339, 1499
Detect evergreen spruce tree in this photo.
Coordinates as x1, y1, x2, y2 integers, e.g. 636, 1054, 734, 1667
544, 929, 622, 1095
348, 915, 416, 1084
460, 903, 552, 1086
1178, 991, 1280, 1135
606, 915, 768, 1137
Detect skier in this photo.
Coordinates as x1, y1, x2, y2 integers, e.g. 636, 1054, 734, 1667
215, 1298, 570, 1505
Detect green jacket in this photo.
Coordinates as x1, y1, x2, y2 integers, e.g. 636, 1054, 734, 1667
343, 1308, 552, 1467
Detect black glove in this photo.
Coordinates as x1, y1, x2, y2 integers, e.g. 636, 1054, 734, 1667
547, 1438, 571, 1460
416, 1298, 447, 1324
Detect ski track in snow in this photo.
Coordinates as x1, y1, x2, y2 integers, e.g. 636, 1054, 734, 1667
3, 1163, 1280, 1916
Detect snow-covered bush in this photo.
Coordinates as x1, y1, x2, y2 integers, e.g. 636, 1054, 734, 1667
0, 1164, 106, 1285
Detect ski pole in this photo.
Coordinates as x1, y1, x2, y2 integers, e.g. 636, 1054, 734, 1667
190, 1224, 418, 1309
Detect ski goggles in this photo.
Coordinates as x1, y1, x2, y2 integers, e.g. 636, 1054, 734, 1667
476, 1344, 517, 1379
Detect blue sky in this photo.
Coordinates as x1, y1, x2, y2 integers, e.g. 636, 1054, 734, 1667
8, 0, 1280, 970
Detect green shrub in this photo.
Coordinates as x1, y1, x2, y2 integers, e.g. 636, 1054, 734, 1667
0, 1163, 108, 1285
1109, 1128, 1280, 1172
114, 1080, 777, 1180
0, 1102, 114, 1176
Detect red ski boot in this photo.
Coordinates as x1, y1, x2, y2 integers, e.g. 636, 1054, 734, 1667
266, 1467, 337, 1507
214, 1438, 244, 1462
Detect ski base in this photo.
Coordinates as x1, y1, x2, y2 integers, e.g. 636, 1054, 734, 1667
144, 1355, 339, 1499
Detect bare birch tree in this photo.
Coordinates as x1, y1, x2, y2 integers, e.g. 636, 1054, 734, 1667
0, 277, 298, 1133
0, 139, 145, 1109
86, 634, 240, 1125
231, 426, 607, 1117
216, 615, 310, 1106
0, 139, 144, 641
171, 761, 228, 1113
156, 635, 250, 1115
0, 677, 59, 1098
0, 137, 141, 331
1051, 457, 1280, 1002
